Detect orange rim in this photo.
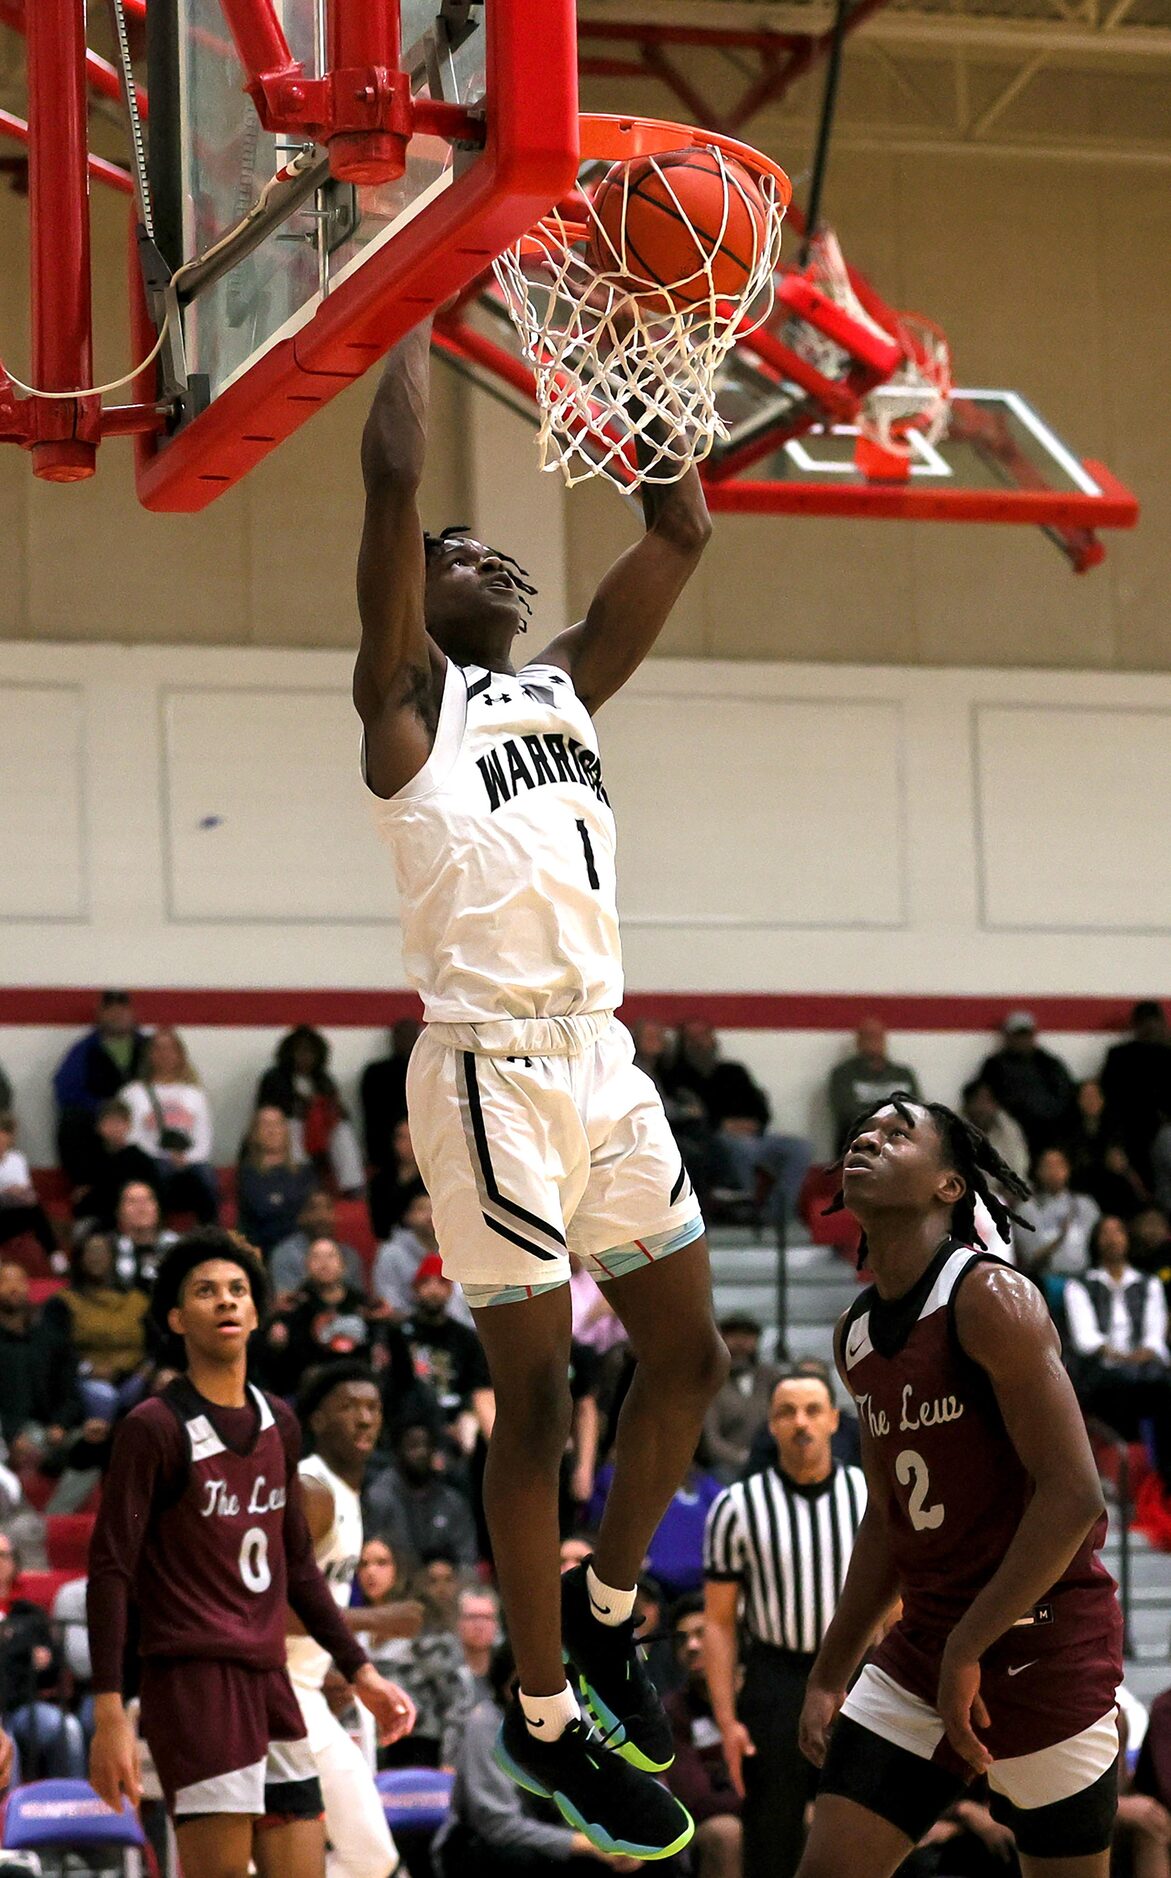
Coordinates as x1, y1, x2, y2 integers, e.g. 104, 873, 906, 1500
516, 112, 792, 257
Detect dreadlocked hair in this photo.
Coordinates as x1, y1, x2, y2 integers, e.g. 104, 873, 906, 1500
823, 1091, 1033, 1270
422, 524, 538, 619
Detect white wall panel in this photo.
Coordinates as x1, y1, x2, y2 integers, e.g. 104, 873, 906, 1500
163, 686, 396, 922
976, 705, 1171, 933
606, 695, 906, 928
0, 684, 86, 920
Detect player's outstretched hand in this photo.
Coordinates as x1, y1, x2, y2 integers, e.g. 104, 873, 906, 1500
798, 1682, 844, 1770
938, 1644, 992, 1776
353, 1663, 417, 1746
89, 1699, 143, 1812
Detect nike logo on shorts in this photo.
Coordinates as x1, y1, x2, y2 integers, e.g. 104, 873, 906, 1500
1007, 1661, 1037, 1677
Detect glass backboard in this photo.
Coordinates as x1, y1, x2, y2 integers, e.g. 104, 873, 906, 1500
136, 0, 578, 509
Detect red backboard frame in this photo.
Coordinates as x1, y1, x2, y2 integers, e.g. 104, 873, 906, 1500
132, 0, 580, 512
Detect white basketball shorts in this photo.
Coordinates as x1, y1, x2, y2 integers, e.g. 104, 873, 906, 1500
407, 1014, 704, 1304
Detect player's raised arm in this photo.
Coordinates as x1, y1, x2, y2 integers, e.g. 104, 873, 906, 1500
355, 318, 446, 797
538, 456, 712, 714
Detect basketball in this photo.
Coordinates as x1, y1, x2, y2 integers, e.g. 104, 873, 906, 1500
588, 148, 769, 308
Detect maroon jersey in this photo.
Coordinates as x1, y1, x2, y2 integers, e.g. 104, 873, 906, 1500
842, 1242, 1119, 1665
88, 1377, 367, 1693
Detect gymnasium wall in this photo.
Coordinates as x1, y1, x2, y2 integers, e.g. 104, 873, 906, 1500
0, 640, 1166, 1162
0, 125, 1167, 669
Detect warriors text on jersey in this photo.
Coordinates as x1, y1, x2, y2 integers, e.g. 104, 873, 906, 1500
286, 1452, 364, 1695
86, 1378, 367, 1692
370, 659, 623, 1026
841, 1241, 1121, 1750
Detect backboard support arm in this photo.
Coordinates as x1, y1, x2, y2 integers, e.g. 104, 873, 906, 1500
26, 0, 100, 480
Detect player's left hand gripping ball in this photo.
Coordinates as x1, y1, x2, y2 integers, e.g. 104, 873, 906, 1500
353, 1664, 418, 1745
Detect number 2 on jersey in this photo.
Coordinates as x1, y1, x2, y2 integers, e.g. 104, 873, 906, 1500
576, 819, 600, 890
895, 1448, 945, 1531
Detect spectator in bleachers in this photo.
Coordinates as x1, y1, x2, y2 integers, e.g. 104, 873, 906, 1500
0, 1112, 56, 1261
456, 1586, 501, 1704
120, 1026, 219, 1224
1129, 1204, 1171, 1277
0, 1063, 11, 1115
828, 1019, 922, 1155
702, 1313, 785, 1486
960, 1078, 1030, 1186
111, 1179, 176, 1291
52, 991, 149, 1187
0, 1262, 81, 1473
368, 1116, 427, 1241
976, 1010, 1079, 1158
1102, 1001, 1171, 1189
1070, 1077, 1149, 1220
1065, 1214, 1171, 1488
262, 1236, 378, 1393
400, 1256, 495, 1454
42, 1232, 149, 1418
372, 1190, 474, 1328
257, 1024, 365, 1196
0, 1535, 86, 1779
365, 1422, 479, 1569
235, 1104, 318, 1255
633, 1018, 714, 1190
668, 1021, 812, 1227
73, 1099, 160, 1232
568, 1254, 626, 1357
361, 1019, 420, 1174
269, 1188, 367, 1297
358, 1543, 476, 1769
1015, 1147, 1099, 1290
434, 1639, 625, 1878
663, 1593, 743, 1878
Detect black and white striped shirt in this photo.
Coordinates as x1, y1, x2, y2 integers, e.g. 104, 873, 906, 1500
703, 1464, 867, 1656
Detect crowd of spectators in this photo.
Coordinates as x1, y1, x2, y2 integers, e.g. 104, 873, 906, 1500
1, 991, 1170, 1876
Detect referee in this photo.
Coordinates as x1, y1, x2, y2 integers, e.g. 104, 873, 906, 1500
702, 1369, 866, 1878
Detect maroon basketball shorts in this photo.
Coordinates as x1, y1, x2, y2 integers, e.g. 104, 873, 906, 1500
823, 1626, 1122, 1859
140, 1659, 323, 1825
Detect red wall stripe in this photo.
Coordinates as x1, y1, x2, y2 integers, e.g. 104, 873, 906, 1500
0, 987, 1154, 1033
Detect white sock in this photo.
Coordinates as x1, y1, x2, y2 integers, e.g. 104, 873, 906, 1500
520, 1683, 580, 1742
586, 1563, 636, 1627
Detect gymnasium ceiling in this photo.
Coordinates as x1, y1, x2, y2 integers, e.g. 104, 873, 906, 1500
578, 0, 1171, 165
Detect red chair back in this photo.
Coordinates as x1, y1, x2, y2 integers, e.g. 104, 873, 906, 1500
46, 1513, 97, 1572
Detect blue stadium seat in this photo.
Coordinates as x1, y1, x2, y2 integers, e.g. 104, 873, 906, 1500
2, 1778, 153, 1873
376, 1766, 454, 1834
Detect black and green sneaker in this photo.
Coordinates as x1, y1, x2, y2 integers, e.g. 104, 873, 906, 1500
561, 1559, 674, 1774
494, 1698, 694, 1861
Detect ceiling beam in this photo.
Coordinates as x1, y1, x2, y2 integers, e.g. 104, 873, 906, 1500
580, 0, 1171, 58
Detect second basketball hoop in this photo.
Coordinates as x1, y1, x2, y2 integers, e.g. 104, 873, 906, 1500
493, 115, 792, 489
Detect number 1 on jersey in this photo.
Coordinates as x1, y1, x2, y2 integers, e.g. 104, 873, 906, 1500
576, 819, 600, 890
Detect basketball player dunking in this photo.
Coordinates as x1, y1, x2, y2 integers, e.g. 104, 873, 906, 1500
288, 1363, 425, 1878
86, 1230, 416, 1878
796, 1098, 1124, 1878
356, 319, 728, 1858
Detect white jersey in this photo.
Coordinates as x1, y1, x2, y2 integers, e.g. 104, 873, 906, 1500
370, 659, 623, 1027
286, 1453, 364, 1694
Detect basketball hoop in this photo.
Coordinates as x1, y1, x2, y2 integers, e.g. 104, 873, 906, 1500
492, 115, 792, 489
785, 229, 952, 458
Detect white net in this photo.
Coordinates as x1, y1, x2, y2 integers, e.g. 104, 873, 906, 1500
492, 143, 787, 488
786, 228, 952, 454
